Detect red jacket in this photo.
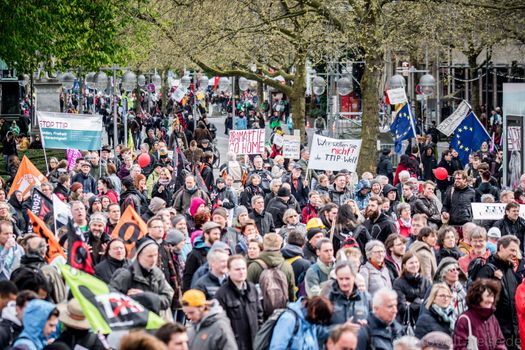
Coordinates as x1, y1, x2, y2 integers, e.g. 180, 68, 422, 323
517, 279, 525, 349
301, 203, 318, 224
453, 306, 507, 350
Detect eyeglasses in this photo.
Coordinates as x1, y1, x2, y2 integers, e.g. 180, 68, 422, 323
447, 267, 459, 272
371, 250, 386, 255
436, 294, 452, 299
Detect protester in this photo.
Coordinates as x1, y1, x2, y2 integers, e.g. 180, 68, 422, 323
414, 283, 454, 339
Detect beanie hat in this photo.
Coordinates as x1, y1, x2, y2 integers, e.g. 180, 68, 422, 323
89, 212, 107, 225
212, 207, 228, 219
165, 229, 186, 245
277, 186, 291, 197
148, 197, 166, 214
88, 196, 101, 208
181, 289, 206, 307
70, 182, 83, 193
189, 197, 206, 217
234, 205, 248, 218
134, 239, 157, 260
307, 227, 325, 241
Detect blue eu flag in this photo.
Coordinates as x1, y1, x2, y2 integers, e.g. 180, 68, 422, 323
449, 112, 491, 165
390, 103, 416, 153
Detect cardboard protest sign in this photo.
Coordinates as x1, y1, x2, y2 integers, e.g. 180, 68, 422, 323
229, 129, 265, 155
8, 156, 47, 197
437, 100, 471, 136
111, 206, 147, 258
386, 88, 408, 105
308, 134, 361, 172
471, 203, 525, 221
283, 134, 301, 159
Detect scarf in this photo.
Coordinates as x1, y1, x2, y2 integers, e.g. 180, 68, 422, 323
158, 178, 171, 186
431, 304, 455, 331
370, 259, 384, 270
399, 217, 412, 228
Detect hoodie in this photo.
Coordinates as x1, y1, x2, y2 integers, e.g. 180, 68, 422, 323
11, 299, 56, 350
353, 179, 371, 211
0, 301, 22, 349
281, 244, 312, 287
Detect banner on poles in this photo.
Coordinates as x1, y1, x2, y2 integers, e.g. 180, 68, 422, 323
471, 202, 525, 221
8, 156, 47, 197
283, 134, 301, 159
37, 111, 103, 150
229, 129, 265, 155
437, 100, 471, 136
386, 88, 408, 105
308, 134, 361, 172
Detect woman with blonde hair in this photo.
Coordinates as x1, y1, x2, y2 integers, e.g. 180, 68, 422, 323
279, 208, 307, 240
414, 283, 454, 339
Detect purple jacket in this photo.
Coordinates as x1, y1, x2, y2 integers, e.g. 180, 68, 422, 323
453, 306, 506, 350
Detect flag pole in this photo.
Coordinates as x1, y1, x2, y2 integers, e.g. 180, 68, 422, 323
407, 102, 422, 157
36, 111, 50, 175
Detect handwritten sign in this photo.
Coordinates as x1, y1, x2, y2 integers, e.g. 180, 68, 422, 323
437, 100, 471, 136
229, 129, 265, 155
386, 88, 408, 105
308, 134, 361, 172
471, 202, 525, 221
283, 134, 301, 159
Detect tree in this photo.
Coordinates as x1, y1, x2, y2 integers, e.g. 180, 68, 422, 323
0, 0, 130, 72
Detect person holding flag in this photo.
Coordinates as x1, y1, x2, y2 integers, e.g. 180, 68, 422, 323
449, 111, 492, 166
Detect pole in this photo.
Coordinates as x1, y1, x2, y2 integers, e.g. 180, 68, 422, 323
123, 97, 128, 147
193, 74, 197, 130
232, 77, 236, 130
78, 66, 84, 114
112, 66, 118, 148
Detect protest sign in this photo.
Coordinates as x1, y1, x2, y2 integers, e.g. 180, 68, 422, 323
386, 88, 408, 105
67, 149, 82, 172
308, 134, 361, 172
37, 111, 103, 150
8, 156, 47, 197
283, 134, 301, 159
471, 202, 525, 221
437, 100, 471, 136
229, 129, 265, 155
273, 133, 284, 147
111, 206, 147, 258
172, 87, 186, 103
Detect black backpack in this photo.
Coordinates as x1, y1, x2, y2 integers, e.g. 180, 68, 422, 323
467, 257, 496, 288
253, 308, 299, 350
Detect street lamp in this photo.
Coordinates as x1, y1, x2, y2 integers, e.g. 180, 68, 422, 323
198, 76, 209, 91
61, 72, 75, 90
336, 77, 352, 96
85, 72, 96, 90
419, 73, 436, 95
122, 71, 137, 92
180, 75, 192, 89
152, 73, 162, 90
137, 74, 146, 88
218, 77, 231, 92
312, 76, 326, 95
388, 74, 406, 89
238, 77, 250, 92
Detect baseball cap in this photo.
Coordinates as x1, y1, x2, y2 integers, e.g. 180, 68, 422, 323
181, 289, 206, 307
487, 227, 501, 239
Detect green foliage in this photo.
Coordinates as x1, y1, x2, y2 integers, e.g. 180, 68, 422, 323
0, 0, 132, 73
0, 149, 65, 180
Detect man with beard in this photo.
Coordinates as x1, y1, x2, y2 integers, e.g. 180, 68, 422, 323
329, 173, 353, 207
363, 196, 396, 243
173, 175, 211, 215
86, 212, 111, 265
441, 170, 476, 227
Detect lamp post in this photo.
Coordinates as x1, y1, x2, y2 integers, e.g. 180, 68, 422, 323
121, 71, 137, 146
419, 73, 436, 133
388, 74, 406, 90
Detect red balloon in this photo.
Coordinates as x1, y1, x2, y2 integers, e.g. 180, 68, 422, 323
137, 153, 150, 168
433, 167, 448, 181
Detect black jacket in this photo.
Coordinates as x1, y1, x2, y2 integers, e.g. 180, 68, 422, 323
302, 242, 317, 264
475, 182, 500, 202
414, 306, 453, 339
441, 185, 476, 225
120, 188, 148, 216
0, 317, 21, 350
364, 213, 397, 243
493, 215, 525, 253
392, 273, 431, 325
249, 210, 275, 235
193, 272, 224, 299
284, 175, 309, 207
376, 154, 394, 183
94, 256, 129, 283
152, 180, 177, 207
478, 253, 522, 339
215, 278, 263, 350
328, 282, 371, 325
413, 196, 441, 225
435, 159, 454, 191
182, 245, 209, 292
266, 197, 289, 228
435, 247, 464, 265
281, 244, 312, 286
357, 313, 404, 350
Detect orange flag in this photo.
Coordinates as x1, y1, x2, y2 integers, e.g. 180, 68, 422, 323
8, 156, 48, 197
27, 209, 66, 264
111, 206, 147, 258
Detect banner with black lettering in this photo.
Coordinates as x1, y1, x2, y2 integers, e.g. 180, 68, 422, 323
60, 265, 165, 334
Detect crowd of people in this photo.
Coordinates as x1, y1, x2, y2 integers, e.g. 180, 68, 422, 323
0, 102, 524, 350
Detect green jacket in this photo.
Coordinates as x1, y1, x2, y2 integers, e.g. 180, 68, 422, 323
247, 250, 296, 301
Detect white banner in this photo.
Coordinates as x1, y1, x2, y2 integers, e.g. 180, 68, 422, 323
172, 87, 186, 103
471, 202, 525, 221
229, 129, 265, 155
283, 134, 301, 159
386, 88, 408, 105
437, 100, 471, 136
308, 134, 361, 172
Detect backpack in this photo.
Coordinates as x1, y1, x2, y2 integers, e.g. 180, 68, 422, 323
253, 308, 299, 350
256, 259, 289, 317
286, 256, 307, 298
467, 257, 496, 288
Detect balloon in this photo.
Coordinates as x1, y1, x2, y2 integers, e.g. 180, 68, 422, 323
137, 153, 150, 168
433, 167, 448, 181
